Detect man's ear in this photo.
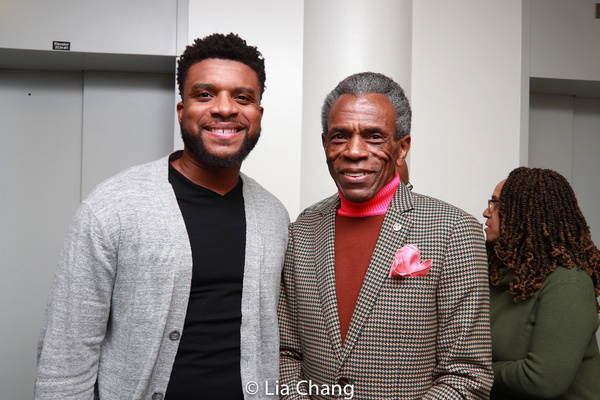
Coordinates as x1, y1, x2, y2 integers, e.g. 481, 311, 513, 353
397, 135, 411, 163
395, 157, 404, 169
176, 101, 184, 124
322, 133, 327, 149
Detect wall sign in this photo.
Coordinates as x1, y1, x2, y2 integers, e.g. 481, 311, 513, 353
52, 41, 71, 51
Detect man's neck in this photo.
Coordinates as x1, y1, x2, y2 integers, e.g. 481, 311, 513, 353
338, 173, 400, 217
170, 148, 241, 195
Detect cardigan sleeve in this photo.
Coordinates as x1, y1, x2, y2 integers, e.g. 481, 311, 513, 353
492, 270, 599, 398
35, 202, 117, 399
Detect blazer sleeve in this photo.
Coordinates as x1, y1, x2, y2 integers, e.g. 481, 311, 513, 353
423, 214, 494, 400
278, 224, 310, 399
35, 202, 116, 400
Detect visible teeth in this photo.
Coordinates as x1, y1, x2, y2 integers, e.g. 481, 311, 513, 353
212, 129, 237, 133
344, 172, 368, 177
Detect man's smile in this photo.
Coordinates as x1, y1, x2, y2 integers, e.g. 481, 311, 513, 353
203, 123, 245, 139
341, 171, 372, 178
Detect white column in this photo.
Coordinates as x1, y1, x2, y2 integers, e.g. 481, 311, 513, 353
301, 0, 413, 210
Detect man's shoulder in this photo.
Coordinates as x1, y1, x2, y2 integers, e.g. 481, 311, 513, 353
296, 194, 338, 221
83, 155, 169, 207
240, 173, 282, 203
409, 191, 475, 222
405, 191, 484, 238
239, 173, 290, 222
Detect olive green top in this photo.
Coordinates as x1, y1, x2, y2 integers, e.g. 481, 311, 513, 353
490, 266, 600, 399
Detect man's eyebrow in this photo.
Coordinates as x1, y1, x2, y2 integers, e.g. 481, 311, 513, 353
190, 83, 214, 91
190, 83, 257, 96
233, 86, 258, 97
361, 126, 385, 134
327, 125, 350, 134
328, 125, 385, 134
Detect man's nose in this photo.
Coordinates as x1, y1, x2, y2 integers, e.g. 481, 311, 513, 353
344, 136, 369, 159
210, 94, 239, 118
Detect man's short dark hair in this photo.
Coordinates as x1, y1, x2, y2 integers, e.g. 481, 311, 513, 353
177, 33, 266, 101
321, 72, 411, 140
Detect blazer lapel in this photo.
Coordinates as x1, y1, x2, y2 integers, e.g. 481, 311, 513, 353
313, 198, 345, 361
340, 184, 415, 362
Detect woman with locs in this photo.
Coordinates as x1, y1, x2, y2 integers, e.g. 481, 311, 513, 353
483, 167, 600, 399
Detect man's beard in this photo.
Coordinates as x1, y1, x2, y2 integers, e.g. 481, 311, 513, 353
180, 123, 260, 169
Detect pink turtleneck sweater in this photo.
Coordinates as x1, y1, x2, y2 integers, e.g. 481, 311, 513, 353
335, 174, 400, 342
337, 173, 400, 217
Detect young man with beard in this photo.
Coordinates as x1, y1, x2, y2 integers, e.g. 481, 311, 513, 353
35, 33, 289, 400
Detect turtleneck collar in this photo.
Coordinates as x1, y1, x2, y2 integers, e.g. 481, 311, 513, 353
337, 173, 400, 218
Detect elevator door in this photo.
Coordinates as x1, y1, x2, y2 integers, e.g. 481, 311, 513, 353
529, 93, 600, 347
0, 68, 175, 399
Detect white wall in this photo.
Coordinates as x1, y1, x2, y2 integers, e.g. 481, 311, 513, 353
530, 0, 600, 81
0, 0, 178, 55
184, 1, 531, 223
411, 1, 525, 222
182, 0, 600, 226
185, 0, 304, 217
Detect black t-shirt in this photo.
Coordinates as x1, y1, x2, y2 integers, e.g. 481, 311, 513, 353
165, 164, 245, 400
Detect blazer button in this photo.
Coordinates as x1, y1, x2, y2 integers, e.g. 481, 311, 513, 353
168, 330, 181, 341
152, 392, 164, 400
337, 377, 350, 386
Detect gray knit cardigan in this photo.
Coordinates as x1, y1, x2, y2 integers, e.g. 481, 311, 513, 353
35, 153, 289, 399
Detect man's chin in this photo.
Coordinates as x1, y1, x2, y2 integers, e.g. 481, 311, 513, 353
180, 123, 260, 169
196, 152, 244, 169
187, 144, 255, 169
338, 188, 376, 204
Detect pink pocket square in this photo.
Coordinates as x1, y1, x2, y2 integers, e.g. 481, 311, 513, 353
388, 244, 432, 278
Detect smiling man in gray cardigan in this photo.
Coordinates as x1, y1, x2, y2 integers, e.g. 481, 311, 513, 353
35, 33, 289, 400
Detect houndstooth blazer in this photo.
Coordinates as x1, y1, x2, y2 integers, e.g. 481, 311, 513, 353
278, 183, 493, 399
